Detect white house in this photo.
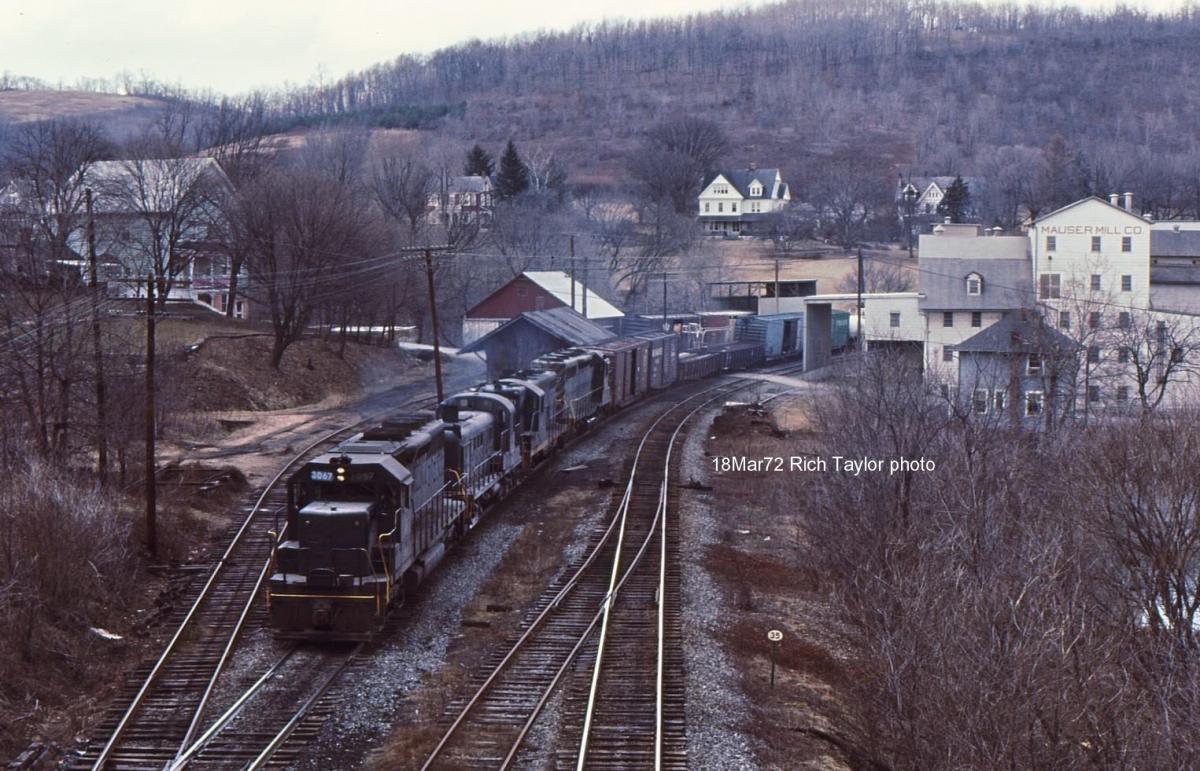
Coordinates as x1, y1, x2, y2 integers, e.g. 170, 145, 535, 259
428, 175, 493, 227
918, 223, 1032, 382
698, 165, 791, 235
71, 157, 244, 315
897, 176, 981, 219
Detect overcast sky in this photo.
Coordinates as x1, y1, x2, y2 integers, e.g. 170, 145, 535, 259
3, 0, 1188, 95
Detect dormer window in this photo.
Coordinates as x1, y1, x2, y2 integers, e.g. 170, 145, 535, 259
749, 183, 762, 197
966, 272, 983, 296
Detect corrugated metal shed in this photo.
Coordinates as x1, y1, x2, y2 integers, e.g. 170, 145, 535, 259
460, 308, 615, 380
461, 308, 614, 353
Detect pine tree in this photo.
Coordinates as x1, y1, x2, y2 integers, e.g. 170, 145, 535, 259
494, 139, 530, 200
464, 144, 494, 177
1038, 134, 1075, 213
937, 176, 972, 223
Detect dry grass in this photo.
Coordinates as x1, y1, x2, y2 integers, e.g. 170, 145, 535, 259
699, 403, 863, 770
0, 90, 161, 123
0, 460, 248, 761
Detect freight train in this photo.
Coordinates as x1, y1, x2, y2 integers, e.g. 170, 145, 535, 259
267, 336, 765, 640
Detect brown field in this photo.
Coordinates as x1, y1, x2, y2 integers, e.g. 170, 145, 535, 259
0, 90, 163, 127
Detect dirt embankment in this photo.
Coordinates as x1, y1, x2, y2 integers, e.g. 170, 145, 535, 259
680, 398, 866, 770
1, 315, 455, 767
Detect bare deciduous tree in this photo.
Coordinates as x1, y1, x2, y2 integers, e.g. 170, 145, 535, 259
627, 117, 728, 214
239, 167, 377, 367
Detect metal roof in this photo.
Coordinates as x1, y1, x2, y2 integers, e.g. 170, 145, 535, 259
459, 307, 615, 353
444, 175, 492, 193
81, 157, 233, 213
1151, 229, 1200, 258
522, 271, 624, 319
954, 312, 1075, 355
918, 258, 1032, 311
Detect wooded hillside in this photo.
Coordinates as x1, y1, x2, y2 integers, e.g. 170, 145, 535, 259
267, 0, 1200, 205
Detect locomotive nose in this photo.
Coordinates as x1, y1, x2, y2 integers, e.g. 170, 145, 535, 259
312, 601, 333, 629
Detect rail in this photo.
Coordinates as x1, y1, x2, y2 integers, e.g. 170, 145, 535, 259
245, 647, 363, 770
91, 390, 437, 770
574, 389, 731, 771
420, 378, 751, 770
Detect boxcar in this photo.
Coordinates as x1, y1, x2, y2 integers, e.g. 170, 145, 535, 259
634, 331, 680, 390
586, 338, 650, 408
831, 310, 851, 351
719, 341, 766, 371
736, 312, 806, 360
677, 350, 722, 381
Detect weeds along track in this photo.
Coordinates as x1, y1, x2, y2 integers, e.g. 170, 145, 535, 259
70, 392, 435, 771
420, 374, 773, 771
72, 358, 810, 771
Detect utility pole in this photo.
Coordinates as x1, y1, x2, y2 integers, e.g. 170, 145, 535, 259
856, 248, 864, 352
423, 248, 445, 403
774, 256, 781, 315
662, 271, 668, 329
144, 274, 157, 560
87, 188, 108, 486
581, 252, 588, 319
569, 233, 576, 312
389, 283, 397, 345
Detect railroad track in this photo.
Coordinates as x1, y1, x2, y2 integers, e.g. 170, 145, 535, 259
71, 358, 811, 771
420, 373, 776, 770
69, 390, 437, 771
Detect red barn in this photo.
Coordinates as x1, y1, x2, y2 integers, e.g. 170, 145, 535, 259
463, 271, 623, 345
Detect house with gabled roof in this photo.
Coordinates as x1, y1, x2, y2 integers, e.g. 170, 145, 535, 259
955, 310, 1078, 429
463, 270, 624, 345
897, 175, 982, 225
71, 157, 244, 314
698, 165, 791, 235
427, 174, 493, 227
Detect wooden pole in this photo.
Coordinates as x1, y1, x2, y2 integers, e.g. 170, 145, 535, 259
856, 248, 864, 352
662, 271, 668, 329
144, 274, 157, 559
569, 233, 576, 312
774, 256, 781, 314
424, 249, 445, 402
87, 188, 108, 486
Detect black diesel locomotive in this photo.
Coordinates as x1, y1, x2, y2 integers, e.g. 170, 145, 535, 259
267, 336, 759, 639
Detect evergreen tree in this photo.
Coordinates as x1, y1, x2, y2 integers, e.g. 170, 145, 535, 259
1037, 134, 1076, 213
937, 176, 971, 223
494, 139, 530, 199
464, 144, 494, 177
